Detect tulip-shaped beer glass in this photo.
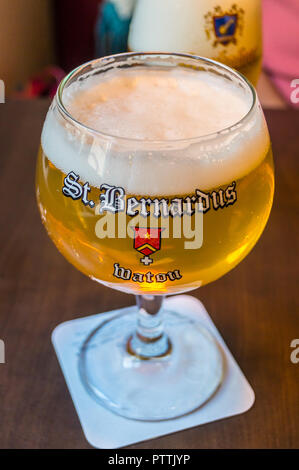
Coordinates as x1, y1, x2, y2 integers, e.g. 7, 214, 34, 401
36, 53, 274, 420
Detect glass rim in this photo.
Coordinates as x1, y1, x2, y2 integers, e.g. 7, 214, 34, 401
56, 51, 257, 145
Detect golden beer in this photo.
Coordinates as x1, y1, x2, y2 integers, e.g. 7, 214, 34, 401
36, 147, 273, 295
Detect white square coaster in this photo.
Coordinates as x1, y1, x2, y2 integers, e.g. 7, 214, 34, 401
52, 295, 255, 448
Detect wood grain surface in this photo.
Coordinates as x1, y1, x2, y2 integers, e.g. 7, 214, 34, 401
0, 101, 298, 449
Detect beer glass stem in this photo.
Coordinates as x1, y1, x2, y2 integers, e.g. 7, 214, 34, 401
127, 295, 171, 359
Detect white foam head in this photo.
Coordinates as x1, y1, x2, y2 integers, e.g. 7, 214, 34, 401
41, 58, 269, 195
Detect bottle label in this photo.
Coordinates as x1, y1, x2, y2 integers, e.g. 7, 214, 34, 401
204, 3, 261, 69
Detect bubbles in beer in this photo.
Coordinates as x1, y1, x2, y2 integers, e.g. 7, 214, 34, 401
64, 69, 250, 140
42, 66, 269, 195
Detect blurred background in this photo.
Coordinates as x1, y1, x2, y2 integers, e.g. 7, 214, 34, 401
0, 0, 298, 108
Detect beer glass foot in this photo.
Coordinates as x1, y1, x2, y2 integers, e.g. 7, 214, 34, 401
79, 307, 223, 421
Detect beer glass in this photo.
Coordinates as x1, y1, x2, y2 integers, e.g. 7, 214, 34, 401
128, 0, 262, 86
36, 53, 274, 420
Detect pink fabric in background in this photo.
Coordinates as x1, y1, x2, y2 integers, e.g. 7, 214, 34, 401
263, 0, 299, 107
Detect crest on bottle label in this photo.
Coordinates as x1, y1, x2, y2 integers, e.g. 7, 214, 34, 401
204, 5, 244, 47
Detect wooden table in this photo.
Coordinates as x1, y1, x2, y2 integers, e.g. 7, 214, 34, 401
0, 101, 298, 449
